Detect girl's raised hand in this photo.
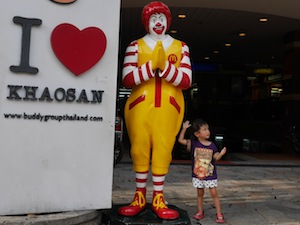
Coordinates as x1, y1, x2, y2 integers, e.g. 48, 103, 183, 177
182, 120, 191, 129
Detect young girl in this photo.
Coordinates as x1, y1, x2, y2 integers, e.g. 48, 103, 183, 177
178, 119, 227, 223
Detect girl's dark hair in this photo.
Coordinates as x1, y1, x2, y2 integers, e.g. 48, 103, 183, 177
191, 119, 208, 138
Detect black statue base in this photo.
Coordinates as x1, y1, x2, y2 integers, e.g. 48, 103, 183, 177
102, 204, 191, 225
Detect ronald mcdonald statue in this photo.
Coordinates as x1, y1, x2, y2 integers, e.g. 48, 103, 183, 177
118, 1, 192, 220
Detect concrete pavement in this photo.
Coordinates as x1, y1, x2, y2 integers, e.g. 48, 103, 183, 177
0, 153, 299, 225
112, 153, 300, 225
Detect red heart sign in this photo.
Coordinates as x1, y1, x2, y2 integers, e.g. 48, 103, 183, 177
51, 23, 107, 76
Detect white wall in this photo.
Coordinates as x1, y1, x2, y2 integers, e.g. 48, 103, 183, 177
0, 0, 120, 215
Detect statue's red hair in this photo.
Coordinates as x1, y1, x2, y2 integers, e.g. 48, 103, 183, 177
141, 1, 172, 33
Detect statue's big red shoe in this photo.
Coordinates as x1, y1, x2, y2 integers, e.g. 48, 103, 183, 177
117, 188, 146, 217
151, 191, 179, 220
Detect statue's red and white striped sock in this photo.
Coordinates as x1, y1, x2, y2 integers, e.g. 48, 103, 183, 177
152, 174, 165, 193
136, 171, 148, 189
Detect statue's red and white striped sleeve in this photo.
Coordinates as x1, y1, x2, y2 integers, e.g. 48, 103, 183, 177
122, 41, 154, 88
160, 42, 192, 90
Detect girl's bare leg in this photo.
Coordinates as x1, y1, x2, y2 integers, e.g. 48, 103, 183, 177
197, 188, 204, 213
209, 187, 222, 215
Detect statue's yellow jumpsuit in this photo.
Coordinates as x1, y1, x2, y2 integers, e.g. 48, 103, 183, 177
123, 37, 191, 175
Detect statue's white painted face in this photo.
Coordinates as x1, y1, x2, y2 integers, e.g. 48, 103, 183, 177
148, 13, 167, 36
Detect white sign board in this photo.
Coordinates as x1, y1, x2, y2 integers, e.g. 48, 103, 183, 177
0, 0, 120, 215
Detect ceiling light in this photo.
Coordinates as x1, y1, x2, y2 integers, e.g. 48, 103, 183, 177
225, 43, 231, 47
170, 30, 177, 34
178, 14, 186, 19
259, 17, 268, 22
213, 50, 219, 54
239, 32, 246, 37
204, 56, 210, 60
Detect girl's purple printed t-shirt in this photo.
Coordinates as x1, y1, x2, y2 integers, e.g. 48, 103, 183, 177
191, 139, 219, 180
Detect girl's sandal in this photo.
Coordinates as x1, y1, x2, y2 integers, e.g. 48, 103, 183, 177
216, 213, 225, 223
193, 212, 204, 220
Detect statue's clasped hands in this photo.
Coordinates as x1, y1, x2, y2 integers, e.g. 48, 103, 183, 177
151, 41, 166, 73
